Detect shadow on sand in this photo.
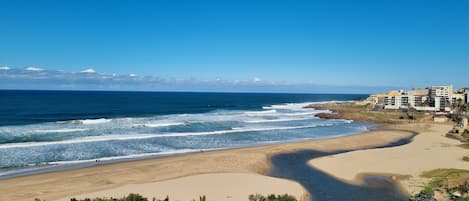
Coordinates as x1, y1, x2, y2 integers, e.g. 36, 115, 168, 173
268, 136, 415, 201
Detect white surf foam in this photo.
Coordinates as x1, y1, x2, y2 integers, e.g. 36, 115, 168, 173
263, 101, 352, 110
57, 118, 112, 125
243, 117, 308, 123
243, 109, 277, 116
134, 122, 186, 128
262, 102, 313, 110
340, 119, 354, 123
0, 123, 335, 149
31, 128, 89, 134
0, 134, 158, 149
276, 111, 322, 116
79, 118, 111, 124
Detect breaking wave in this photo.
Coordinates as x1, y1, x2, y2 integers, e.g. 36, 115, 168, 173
0, 100, 371, 178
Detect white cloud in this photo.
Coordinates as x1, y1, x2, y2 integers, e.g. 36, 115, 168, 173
25, 66, 43, 71
0, 66, 10, 70
80, 68, 96, 73
0, 66, 387, 93
251, 77, 262, 83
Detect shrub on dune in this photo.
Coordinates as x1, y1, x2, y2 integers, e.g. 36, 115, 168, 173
64, 193, 297, 201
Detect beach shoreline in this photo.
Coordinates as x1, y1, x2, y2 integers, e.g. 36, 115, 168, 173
0, 124, 371, 180
0, 123, 418, 201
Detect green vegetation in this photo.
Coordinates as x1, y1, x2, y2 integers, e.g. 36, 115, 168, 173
421, 186, 434, 196
459, 143, 469, 149
420, 186, 434, 197
421, 169, 469, 179
355, 109, 425, 122
409, 187, 435, 201
69, 193, 151, 201
463, 156, 469, 162
34, 193, 298, 201
421, 169, 469, 189
462, 130, 469, 138
314, 102, 429, 123
451, 99, 469, 124
452, 182, 469, 201
417, 169, 469, 200
452, 113, 463, 123
248, 194, 297, 201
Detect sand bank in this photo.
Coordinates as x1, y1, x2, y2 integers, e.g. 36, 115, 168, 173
0, 128, 415, 201
310, 123, 468, 194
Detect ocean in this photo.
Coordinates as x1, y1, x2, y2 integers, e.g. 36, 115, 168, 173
0, 90, 370, 177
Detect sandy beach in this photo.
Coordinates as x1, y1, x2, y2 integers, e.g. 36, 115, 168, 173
2, 1, 468, 200
0, 127, 415, 201
310, 123, 468, 195
56, 173, 306, 201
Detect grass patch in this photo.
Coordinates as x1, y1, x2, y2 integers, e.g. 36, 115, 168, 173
421, 186, 434, 196
312, 102, 433, 123
347, 110, 424, 122
422, 169, 469, 178
322, 103, 423, 122
459, 144, 469, 149
421, 169, 469, 189
463, 156, 469, 162
463, 130, 469, 138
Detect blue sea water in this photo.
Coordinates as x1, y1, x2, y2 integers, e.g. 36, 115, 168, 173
0, 90, 370, 177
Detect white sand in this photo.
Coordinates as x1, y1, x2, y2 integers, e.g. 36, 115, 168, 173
309, 123, 469, 194
56, 173, 306, 201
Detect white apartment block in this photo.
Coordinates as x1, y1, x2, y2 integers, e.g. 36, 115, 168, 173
430, 85, 453, 97
429, 85, 453, 111
383, 85, 454, 112
384, 95, 436, 111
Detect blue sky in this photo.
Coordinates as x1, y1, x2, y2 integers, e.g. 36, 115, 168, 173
1, 0, 468, 93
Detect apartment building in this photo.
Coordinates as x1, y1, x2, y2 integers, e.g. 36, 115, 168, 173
428, 85, 453, 111
383, 85, 453, 112
430, 85, 453, 97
